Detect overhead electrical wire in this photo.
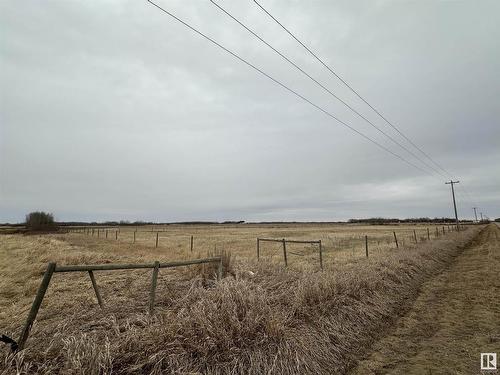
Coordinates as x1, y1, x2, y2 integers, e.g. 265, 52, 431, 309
455, 184, 476, 211
146, 0, 432, 175
208, 0, 446, 178
251, 0, 480, 209
147, 0, 479, 213
251, 0, 455, 179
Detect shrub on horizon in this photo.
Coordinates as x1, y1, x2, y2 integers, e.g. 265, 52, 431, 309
25, 211, 58, 231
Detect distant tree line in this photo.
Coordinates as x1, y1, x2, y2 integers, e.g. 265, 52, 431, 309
347, 217, 473, 225
5, 215, 491, 228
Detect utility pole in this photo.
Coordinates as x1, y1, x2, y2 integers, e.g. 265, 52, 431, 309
473, 207, 478, 223
445, 180, 460, 231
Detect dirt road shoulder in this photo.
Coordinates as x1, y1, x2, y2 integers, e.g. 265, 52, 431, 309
352, 224, 500, 374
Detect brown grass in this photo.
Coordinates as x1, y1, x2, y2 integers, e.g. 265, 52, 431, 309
352, 223, 500, 374
0, 223, 481, 374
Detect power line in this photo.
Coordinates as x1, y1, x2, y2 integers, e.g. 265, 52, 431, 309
461, 184, 477, 205
252, 0, 454, 178
208, 0, 446, 178
146, 0, 432, 175
252, 0, 482, 210
455, 183, 477, 212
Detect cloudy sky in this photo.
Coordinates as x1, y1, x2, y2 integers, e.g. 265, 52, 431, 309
1, 0, 499, 223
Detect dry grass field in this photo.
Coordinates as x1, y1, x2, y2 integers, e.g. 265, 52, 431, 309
0, 222, 490, 374
64, 222, 458, 268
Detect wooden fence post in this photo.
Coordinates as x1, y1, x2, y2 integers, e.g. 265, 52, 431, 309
443, 226, 445, 235
17, 262, 56, 351
427, 228, 430, 240
319, 240, 323, 270
105, 230, 108, 239
92, 228, 94, 236
436, 227, 439, 237
257, 239, 260, 260
282, 239, 288, 267
217, 258, 223, 281
365, 235, 368, 257
88, 271, 104, 309
115, 230, 118, 240
155, 232, 159, 248
149, 261, 160, 314
393, 231, 399, 248
97, 229, 100, 238
413, 229, 417, 243
133, 230, 136, 243
190, 235, 194, 252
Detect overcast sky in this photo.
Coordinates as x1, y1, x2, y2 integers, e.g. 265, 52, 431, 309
1, 0, 499, 223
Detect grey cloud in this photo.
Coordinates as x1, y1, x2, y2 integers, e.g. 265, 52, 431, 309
1, 0, 499, 223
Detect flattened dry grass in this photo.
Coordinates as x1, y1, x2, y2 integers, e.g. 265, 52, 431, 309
0, 225, 481, 374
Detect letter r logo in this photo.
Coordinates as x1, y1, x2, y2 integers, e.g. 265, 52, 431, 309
481, 353, 497, 370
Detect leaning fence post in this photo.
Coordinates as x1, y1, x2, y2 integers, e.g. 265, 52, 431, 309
319, 240, 323, 270
413, 229, 418, 243
17, 262, 56, 351
149, 261, 160, 314
155, 232, 159, 248
282, 239, 288, 267
365, 235, 368, 257
393, 231, 399, 248
88, 270, 104, 309
190, 235, 194, 252
257, 238, 260, 260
